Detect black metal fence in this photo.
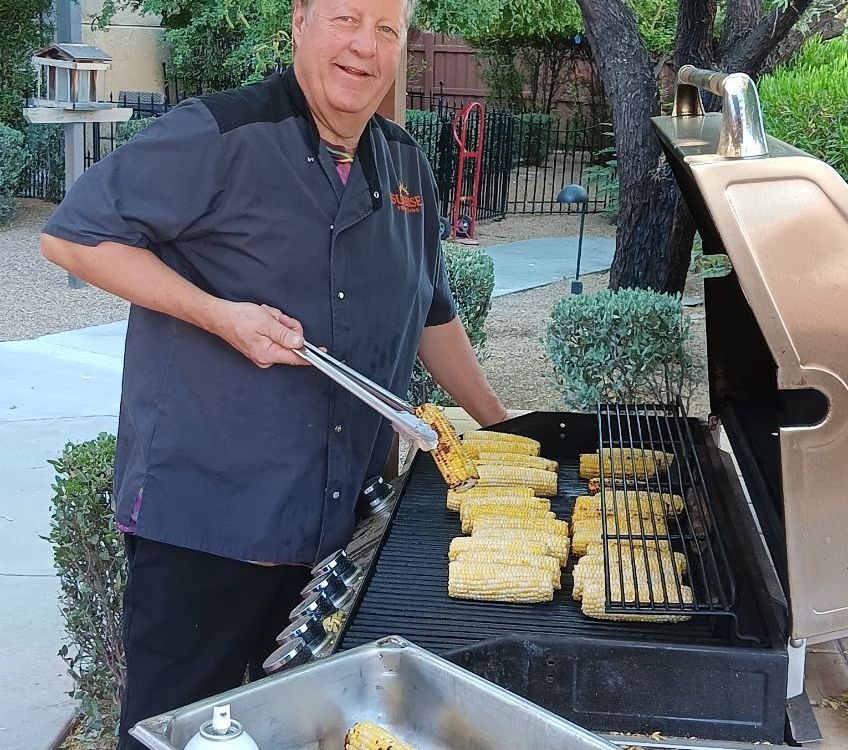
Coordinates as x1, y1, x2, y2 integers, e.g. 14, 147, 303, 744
406, 90, 615, 218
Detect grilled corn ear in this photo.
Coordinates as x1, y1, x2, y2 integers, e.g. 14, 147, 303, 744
446, 485, 535, 512
572, 548, 687, 601
581, 580, 693, 623
461, 503, 554, 534
322, 610, 345, 634
454, 551, 561, 589
345, 721, 417, 750
572, 491, 683, 520
584, 541, 687, 575
462, 430, 542, 456
448, 561, 554, 603
449, 536, 551, 560
475, 451, 558, 473
473, 528, 570, 564
578, 448, 675, 480
475, 464, 558, 497
472, 515, 569, 537
459, 497, 551, 531
571, 515, 668, 556
415, 403, 478, 491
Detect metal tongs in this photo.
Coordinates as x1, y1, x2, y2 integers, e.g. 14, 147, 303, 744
294, 341, 439, 451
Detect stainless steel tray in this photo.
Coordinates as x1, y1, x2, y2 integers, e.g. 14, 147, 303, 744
130, 636, 617, 750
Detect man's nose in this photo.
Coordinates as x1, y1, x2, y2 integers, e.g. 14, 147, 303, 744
349, 23, 377, 57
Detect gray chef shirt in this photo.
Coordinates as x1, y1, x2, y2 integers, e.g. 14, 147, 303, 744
42, 67, 456, 563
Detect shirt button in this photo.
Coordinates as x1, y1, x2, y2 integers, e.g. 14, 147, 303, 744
332, 491, 340, 499
337, 291, 345, 300
334, 424, 343, 433
307, 156, 315, 163
329, 224, 334, 230
373, 191, 380, 199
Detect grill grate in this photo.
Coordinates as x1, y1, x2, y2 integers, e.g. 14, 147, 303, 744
338, 413, 745, 655
597, 402, 737, 620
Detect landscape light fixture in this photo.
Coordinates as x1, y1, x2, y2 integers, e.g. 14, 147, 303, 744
557, 183, 589, 294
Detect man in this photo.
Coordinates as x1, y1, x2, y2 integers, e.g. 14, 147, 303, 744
40, 0, 507, 746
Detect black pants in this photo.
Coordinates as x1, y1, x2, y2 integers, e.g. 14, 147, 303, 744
117, 535, 312, 749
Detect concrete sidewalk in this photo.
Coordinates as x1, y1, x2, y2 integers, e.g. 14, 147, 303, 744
0, 321, 126, 750
484, 235, 615, 297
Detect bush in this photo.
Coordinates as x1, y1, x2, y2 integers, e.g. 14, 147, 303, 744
759, 35, 848, 179
543, 288, 695, 410
408, 242, 495, 405
22, 123, 64, 203
115, 116, 156, 147
47, 433, 125, 741
514, 112, 559, 166
0, 122, 31, 224
405, 109, 443, 167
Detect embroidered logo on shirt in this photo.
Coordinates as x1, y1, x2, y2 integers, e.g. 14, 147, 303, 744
390, 182, 423, 214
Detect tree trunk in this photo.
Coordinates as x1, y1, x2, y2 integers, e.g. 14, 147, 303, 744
577, 0, 695, 291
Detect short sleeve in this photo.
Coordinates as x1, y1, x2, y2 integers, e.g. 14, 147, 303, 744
42, 98, 225, 250
419, 153, 457, 327
426, 243, 457, 326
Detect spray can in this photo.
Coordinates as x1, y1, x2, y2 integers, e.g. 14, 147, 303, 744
184, 704, 260, 750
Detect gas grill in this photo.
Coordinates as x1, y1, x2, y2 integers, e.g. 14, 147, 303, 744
337, 66, 848, 747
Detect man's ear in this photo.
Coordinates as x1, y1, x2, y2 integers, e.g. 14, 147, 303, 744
291, 0, 306, 47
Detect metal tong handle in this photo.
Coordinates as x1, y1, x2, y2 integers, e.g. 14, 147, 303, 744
294, 342, 439, 452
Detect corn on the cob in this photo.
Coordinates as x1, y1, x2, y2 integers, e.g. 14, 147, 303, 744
475, 451, 558, 473
345, 721, 417, 750
472, 514, 569, 538
473, 528, 570, 564
578, 448, 675, 480
571, 515, 668, 556
463, 430, 542, 454
572, 548, 687, 601
581, 580, 693, 623
461, 503, 554, 534
475, 464, 558, 497
415, 403, 478, 491
448, 536, 551, 560
584, 541, 687, 575
459, 497, 551, 530
322, 610, 345, 634
446, 485, 535, 512
454, 551, 561, 589
448, 561, 554, 603
457, 494, 549, 518
572, 491, 683, 521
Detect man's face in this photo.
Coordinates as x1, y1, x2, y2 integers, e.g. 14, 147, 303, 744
292, 0, 405, 122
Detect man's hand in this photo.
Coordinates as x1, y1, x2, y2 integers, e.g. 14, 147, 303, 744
214, 302, 308, 368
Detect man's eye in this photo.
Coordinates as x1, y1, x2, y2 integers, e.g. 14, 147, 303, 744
378, 25, 399, 37
335, 15, 355, 23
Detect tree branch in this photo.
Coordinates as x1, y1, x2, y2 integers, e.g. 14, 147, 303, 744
720, 0, 761, 58
722, 0, 816, 74
760, 5, 848, 73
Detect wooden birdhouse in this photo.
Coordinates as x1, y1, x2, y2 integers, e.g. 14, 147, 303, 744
30, 43, 113, 111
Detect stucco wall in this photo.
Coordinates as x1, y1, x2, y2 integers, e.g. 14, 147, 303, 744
78, 0, 166, 97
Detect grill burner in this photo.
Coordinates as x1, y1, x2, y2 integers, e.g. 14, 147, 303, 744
337, 412, 788, 743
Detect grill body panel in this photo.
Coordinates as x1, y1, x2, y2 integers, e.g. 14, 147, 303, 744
338, 412, 788, 743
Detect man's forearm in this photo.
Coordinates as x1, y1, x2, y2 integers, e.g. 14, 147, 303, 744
40, 234, 224, 334
417, 317, 508, 428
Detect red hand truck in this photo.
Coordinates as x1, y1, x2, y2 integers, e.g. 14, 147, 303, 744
450, 101, 484, 244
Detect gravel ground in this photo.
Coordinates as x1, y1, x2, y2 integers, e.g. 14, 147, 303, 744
0, 199, 129, 341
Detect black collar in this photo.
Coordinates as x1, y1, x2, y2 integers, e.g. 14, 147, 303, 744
281, 66, 383, 211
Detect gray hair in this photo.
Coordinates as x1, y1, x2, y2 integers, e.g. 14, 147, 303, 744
297, 0, 418, 31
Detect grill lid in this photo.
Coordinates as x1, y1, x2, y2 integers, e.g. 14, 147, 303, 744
652, 68, 848, 643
